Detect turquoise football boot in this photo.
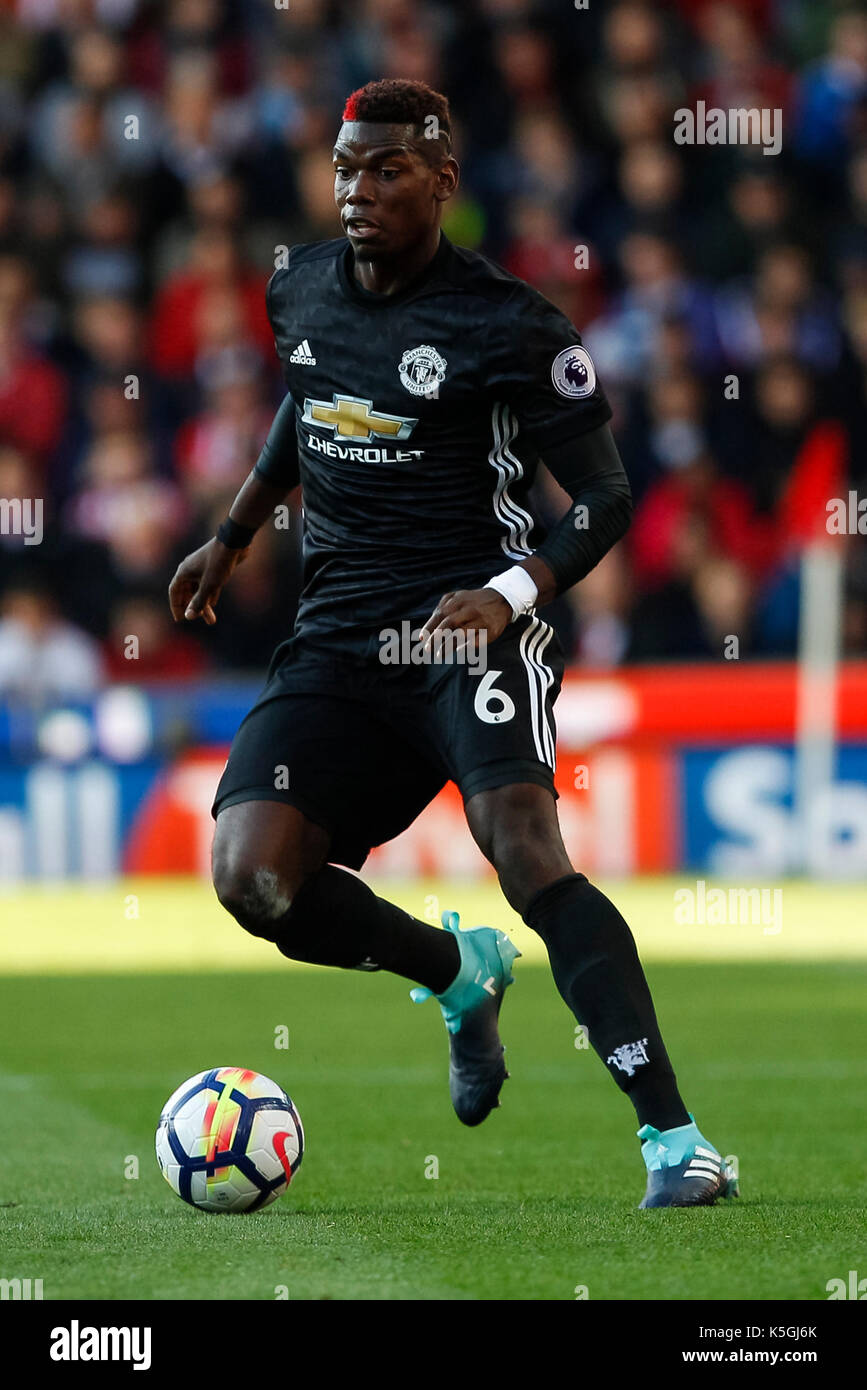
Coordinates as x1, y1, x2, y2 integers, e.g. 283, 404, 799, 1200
410, 910, 520, 1126
638, 1115, 740, 1208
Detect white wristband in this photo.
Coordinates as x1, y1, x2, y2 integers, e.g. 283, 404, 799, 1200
484, 566, 538, 622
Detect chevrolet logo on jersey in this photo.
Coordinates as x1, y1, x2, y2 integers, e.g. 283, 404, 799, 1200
302, 393, 418, 441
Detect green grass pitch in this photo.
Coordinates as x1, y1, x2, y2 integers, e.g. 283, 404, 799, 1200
1, 877, 865, 1301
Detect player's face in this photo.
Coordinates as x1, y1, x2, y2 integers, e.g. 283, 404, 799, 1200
333, 122, 456, 259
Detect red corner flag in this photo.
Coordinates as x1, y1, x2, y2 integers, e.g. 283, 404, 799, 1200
779, 420, 848, 548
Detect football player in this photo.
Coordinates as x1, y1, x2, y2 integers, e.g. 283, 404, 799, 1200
169, 80, 736, 1207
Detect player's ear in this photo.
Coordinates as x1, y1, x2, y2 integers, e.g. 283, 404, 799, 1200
434, 156, 459, 203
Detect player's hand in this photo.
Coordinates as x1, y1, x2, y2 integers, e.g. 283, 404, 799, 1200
168, 538, 249, 626
419, 587, 513, 652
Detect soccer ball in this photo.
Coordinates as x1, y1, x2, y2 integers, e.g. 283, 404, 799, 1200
156, 1066, 304, 1213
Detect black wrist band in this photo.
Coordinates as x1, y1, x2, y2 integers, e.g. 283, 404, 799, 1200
216, 517, 257, 549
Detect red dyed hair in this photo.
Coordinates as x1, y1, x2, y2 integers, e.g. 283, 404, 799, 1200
342, 89, 363, 121
339, 79, 451, 148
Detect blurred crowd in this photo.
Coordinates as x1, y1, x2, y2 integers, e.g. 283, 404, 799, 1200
0, 0, 866, 697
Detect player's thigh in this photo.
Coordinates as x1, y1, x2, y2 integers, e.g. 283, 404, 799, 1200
211, 683, 446, 875
464, 780, 570, 867
430, 612, 565, 803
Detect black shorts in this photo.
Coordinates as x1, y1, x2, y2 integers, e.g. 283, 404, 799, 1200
211, 615, 564, 869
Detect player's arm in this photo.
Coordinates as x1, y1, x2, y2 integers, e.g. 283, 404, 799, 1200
517, 422, 633, 607
422, 294, 628, 645
168, 391, 300, 625
422, 424, 631, 644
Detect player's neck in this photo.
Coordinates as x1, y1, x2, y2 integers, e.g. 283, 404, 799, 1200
350, 229, 442, 296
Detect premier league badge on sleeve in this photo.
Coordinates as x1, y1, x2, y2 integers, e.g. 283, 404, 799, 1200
551, 344, 597, 399
399, 344, 447, 398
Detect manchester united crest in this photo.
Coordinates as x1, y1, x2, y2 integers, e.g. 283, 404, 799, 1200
399, 344, 447, 398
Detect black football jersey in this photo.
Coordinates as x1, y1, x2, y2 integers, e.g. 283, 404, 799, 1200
261, 232, 611, 651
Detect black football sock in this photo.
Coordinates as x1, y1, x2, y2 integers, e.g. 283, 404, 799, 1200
272, 865, 460, 993
523, 873, 690, 1132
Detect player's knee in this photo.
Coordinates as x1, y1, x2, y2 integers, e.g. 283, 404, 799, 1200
214, 863, 295, 941
467, 786, 571, 913
490, 821, 572, 915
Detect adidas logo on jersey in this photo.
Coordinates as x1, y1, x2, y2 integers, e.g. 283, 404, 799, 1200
290, 339, 317, 365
